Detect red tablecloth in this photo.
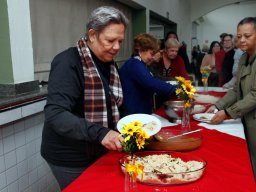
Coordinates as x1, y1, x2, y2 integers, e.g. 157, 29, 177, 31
64, 91, 256, 191
64, 124, 255, 191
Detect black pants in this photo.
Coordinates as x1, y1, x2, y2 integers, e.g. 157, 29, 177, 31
208, 72, 219, 87
48, 162, 87, 190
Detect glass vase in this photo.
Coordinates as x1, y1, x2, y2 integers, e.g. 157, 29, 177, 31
202, 77, 208, 92
181, 105, 191, 133
124, 171, 138, 192
124, 156, 138, 192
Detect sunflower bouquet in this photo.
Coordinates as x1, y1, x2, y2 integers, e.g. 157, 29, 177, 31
175, 76, 196, 108
120, 120, 150, 154
200, 66, 211, 87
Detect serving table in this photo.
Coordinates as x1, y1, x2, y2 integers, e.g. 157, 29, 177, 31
63, 89, 256, 192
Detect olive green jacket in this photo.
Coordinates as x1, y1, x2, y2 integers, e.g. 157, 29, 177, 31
215, 52, 256, 178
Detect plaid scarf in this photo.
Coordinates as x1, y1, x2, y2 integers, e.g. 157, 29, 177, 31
77, 38, 123, 128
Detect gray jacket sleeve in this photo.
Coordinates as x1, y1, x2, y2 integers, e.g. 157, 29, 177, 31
216, 54, 256, 119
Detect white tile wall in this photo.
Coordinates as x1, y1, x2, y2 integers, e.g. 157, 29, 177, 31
28, 169, 38, 185
5, 166, 17, 185
7, 181, 18, 192
0, 187, 7, 192
0, 156, 5, 173
13, 121, 25, 133
2, 124, 14, 138
0, 100, 60, 192
0, 140, 3, 156
14, 130, 26, 148
17, 160, 28, 178
4, 151, 16, 169
25, 127, 35, 144
0, 100, 46, 126
16, 146, 26, 163
0, 108, 22, 126
26, 142, 36, 158
3, 135, 15, 154
21, 100, 46, 118
18, 174, 29, 191
0, 172, 7, 190
27, 155, 37, 172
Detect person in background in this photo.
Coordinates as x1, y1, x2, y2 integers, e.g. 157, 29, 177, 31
201, 43, 210, 54
208, 17, 256, 180
192, 45, 206, 84
151, 38, 189, 80
148, 39, 164, 78
223, 38, 244, 89
148, 49, 163, 77
152, 50, 163, 63
215, 34, 235, 86
219, 32, 228, 47
221, 34, 236, 85
200, 41, 221, 86
165, 31, 191, 73
41, 6, 129, 189
119, 33, 177, 114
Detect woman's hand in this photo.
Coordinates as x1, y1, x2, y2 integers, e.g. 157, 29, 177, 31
101, 130, 123, 151
209, 110, 226, 124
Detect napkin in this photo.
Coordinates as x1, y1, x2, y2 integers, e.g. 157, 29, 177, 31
152, 114, 177, 128
198, 119, 245, 139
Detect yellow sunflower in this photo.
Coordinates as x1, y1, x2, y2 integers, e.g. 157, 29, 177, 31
175, 76, 195, 108
122, 124, 137, 136
184, 101, 192, 108
175, 76, 185, 83
131, 120, 142, 128
175, 88, 183, 95
135, 129, 150, 149
126, 163, 144, 180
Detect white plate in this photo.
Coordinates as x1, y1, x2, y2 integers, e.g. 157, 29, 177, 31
193, 113, 215, 123
117, 114, 161, 136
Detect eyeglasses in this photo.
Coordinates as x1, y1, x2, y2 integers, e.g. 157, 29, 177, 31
149, 50, 156, 56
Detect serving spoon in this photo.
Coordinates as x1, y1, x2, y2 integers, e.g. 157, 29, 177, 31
155, 128, 202, 142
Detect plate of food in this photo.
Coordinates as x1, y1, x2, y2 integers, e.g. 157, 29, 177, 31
117, 114, 161, 136
119, 151, 207, 185
193, 113, 215, 123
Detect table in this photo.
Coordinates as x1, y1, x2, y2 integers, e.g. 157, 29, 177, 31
63, 90, 256, 192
